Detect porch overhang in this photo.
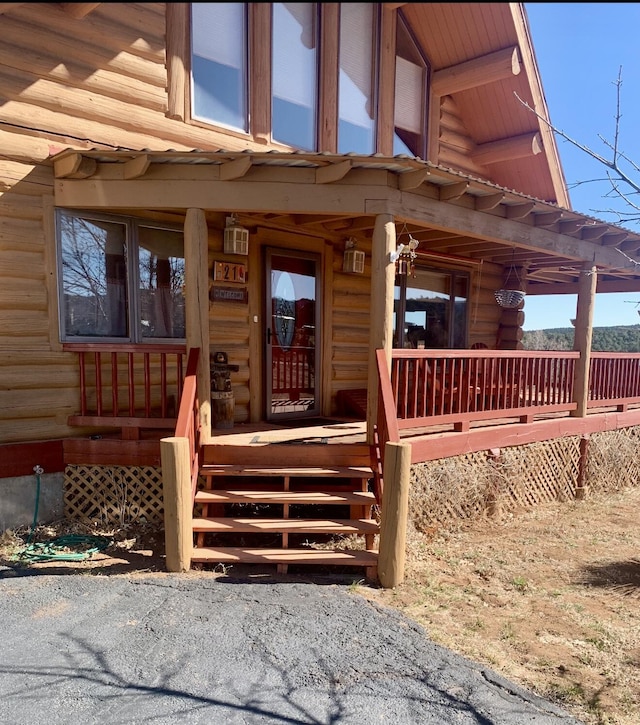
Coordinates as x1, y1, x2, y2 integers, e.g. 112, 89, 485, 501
49, 148, 640, 292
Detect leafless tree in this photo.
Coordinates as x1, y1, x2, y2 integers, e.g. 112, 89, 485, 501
516, 66, 640, 229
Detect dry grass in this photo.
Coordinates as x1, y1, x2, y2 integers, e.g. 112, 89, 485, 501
360, 485, 640, 725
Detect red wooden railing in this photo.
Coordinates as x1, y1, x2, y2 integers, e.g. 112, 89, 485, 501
385, 349, 579, 431
588, 352, 640, 408
63, 343, 186, 430
174, 347, 202, 500
272, 346, 314, 397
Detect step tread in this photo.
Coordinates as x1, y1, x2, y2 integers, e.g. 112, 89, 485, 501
192, 517, 380, 533
195, 489, 376, 505
191, 547, 378, 566
200, 464, 374, 478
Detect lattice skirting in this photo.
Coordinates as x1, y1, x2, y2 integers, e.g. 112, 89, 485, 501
409, 426, 640, 533
64, 465, 165, 525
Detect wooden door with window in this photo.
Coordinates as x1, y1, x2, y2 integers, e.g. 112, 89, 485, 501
265, 249, 320, 420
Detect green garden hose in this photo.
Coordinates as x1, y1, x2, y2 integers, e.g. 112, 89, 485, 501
14, 466, 112, 563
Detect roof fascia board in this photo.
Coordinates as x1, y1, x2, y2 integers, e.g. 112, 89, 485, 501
509, 2, 571, 209
53, 172, 637, 271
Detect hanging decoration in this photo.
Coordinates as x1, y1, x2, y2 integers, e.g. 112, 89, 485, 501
494, 248, 526, 308
391, 223, 420, 277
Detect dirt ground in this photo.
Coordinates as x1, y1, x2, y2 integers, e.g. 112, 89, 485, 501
2, 486, 638, 725
362, 485, 640, 725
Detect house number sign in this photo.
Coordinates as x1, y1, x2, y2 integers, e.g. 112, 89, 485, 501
214, 261, 246, 284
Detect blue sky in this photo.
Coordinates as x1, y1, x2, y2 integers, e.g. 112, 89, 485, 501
522, 3, 640, 330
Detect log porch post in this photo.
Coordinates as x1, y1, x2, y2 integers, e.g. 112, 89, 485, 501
367, 213, 396, 444
378, 440, 411, 588
161, 436, 192, 572
571, 263, 597, 417
184, 208, 211, 441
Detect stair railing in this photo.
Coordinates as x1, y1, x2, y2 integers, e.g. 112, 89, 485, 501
374, 349, 401, 503
174, 346, 202, 501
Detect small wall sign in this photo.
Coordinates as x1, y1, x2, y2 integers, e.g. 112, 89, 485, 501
210, 285, 248, 304
213, 261, 246, 284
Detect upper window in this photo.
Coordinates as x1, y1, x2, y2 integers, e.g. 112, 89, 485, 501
337, 3, 378, 154
57, 210, 185, 343
190, 3, 248, 133
394, 267, 468, 349
394, 15, 429, 158
271, 3, 319, 150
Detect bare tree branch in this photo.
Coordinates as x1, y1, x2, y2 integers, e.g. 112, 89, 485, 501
515, 66, 640, 225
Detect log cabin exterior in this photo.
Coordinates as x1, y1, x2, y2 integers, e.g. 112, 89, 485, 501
2, 2, 640, 582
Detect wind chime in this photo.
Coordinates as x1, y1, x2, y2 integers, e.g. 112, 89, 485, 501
391, 223, 420, 277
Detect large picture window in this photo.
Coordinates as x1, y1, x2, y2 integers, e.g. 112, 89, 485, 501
394, 267, 468, 349
394, 15, 429, 158
57, 211, 185, 343
338, 3, 378, 154
191, 3, 248, 133
272, 2, 319, 150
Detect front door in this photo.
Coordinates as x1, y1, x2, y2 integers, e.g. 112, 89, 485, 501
266, 248, 320, 420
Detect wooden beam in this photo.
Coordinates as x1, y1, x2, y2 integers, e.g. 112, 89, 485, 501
165, 3, 189, 122
184, 208, 211, 441
475, 193, 504, 211
366, 196, 638, 270
367, 214, 396, 445
601, 231, 629, 246
53, 152, 97, 179
472, 132, 542, 166
527, 277, 640, 295
398, 168, 430, 191
60, 3, 101, 19
219, 156, 253, 181
534, 211, 563, 227
122, 154, 150, 180
571, 264, 597, 418
431, 46, 521, 97
580, 224, 609, 241
439, 181, 468, 201
559, 220, 583, 236
53, 169, 640, 271
315, 160, 352, 184
506, 202, 536, 220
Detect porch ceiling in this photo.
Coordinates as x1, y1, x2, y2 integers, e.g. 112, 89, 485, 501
50, 148, 640, 295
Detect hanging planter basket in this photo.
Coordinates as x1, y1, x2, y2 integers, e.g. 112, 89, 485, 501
494, 288, 526, 309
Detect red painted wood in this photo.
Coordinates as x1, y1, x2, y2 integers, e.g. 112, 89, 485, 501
0, 440, 65, 477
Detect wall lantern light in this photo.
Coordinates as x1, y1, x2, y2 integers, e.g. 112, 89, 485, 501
223, 214, 249, 256
342, 237, 365, 274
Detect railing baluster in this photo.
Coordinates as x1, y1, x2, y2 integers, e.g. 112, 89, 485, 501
144, 352, 151, 417
111, 352, 119, 416
78, 351, 87, 416
95, 351, 103, 416
127, 352, 135, 415
160, 353, 168, 417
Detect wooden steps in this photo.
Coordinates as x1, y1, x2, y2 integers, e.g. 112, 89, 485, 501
195, 490, 376, 506
191, 547, 378, 567
192, 517, 379, 534
192, 443, 380, 580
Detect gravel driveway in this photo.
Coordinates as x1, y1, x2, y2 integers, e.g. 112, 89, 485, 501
0, 570, 583, 724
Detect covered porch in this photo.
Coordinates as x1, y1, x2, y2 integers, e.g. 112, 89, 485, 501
50, 148, 640, 581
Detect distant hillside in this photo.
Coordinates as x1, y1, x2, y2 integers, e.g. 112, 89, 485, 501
522, 324, 640, 352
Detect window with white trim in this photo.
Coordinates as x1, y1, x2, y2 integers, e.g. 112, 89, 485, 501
57, 210, 185, 342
